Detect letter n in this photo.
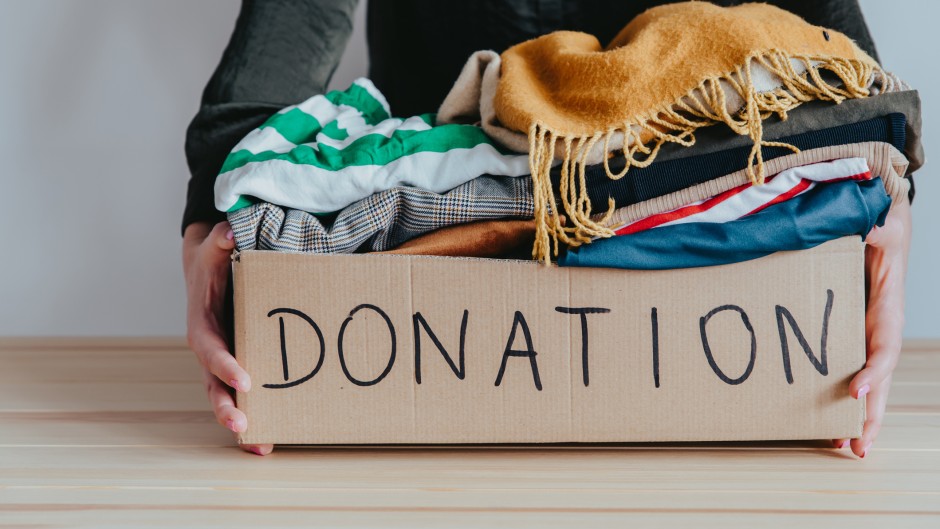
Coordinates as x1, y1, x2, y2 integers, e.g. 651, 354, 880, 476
776, 289, 833, 384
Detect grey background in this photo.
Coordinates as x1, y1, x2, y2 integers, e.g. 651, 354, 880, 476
0, 0, 934, 337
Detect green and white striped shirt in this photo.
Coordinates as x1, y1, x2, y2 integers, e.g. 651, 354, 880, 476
214, 78, 530, 214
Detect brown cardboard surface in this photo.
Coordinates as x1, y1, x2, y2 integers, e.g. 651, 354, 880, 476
233, 236, 865, 445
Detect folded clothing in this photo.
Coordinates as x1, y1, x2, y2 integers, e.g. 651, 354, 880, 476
439, 2, 903, 262
379, 220, 536, 258
559, 176, 890, 270
229, 143, 907, 257
228, 173, 533, 253
611, 158, 873, 235
560, 113, 906, 216
215, 78, 530, 216
647, 90, 923, 173
603, 141, 909, 229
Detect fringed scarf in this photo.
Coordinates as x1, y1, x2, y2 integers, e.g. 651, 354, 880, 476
483, 2, 892, 263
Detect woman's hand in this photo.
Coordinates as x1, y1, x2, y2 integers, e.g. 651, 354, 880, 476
833, 197, 912, 458
183, 221, 273, 456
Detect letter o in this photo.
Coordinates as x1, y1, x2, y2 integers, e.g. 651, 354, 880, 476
337, 304, 397, 387
699, 304, 757, 386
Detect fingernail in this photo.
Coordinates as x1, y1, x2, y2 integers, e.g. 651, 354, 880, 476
251, 446, 265, 456
856, 384, 870, 399
839, 439, 849, 449
861, 442, 872, 458
229, 378, 241, 391
226, 419, 237, 433
225, 230, 234, 241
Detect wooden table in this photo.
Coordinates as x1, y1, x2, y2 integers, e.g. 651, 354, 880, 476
1, 338, 938, 528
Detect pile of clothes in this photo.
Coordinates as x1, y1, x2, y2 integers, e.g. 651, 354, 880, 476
218, 2, 923, 269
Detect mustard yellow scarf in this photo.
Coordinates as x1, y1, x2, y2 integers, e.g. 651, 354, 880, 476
491, 2, 888, 263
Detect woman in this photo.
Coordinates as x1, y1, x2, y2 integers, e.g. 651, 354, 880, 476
182, 0, 912, 457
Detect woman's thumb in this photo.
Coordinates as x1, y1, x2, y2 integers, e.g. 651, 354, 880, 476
209, 221, 236, 253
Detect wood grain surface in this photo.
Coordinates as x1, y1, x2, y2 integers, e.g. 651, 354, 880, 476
1, 338, 938, 528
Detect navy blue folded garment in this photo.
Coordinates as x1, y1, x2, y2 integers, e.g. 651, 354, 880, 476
558, 177, 890, 270
551, 114, 906, 214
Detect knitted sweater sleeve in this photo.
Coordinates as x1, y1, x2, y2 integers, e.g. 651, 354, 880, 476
182, 0, 359, 235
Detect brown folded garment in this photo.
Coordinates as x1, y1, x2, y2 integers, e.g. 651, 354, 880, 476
379, 220, 536, 258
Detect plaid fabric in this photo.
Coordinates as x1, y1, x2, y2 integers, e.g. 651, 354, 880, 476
228, 174, 534, 253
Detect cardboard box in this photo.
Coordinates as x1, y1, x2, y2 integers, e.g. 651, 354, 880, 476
233, 236, 865, 445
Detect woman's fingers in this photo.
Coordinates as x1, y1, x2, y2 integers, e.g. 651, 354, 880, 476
185, 219, 249, 392
209, 220, 236, 254
837, 345, 896, 458
850, 302, 902, 401
185, 221, 271, 455
840, 199, 911, 459
852, 374, 892, 458
204, 370, 275, 456
204, 368, 246, 433
188, 317, 251, 392
240, 443, 274, 456
207, 348, 251, 392
850, 338, 900, 400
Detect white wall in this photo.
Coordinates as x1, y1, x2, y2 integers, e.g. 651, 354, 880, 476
860, 0, 939, 339
0, 0, 935, 337
0, 0, 233, 336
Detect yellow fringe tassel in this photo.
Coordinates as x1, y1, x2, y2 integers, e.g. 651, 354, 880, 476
528, 50, 887, 265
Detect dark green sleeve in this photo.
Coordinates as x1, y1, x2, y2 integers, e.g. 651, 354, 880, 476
182, 0, 359, 235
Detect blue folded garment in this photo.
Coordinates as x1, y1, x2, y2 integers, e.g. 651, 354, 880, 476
558, 177, 891, 270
